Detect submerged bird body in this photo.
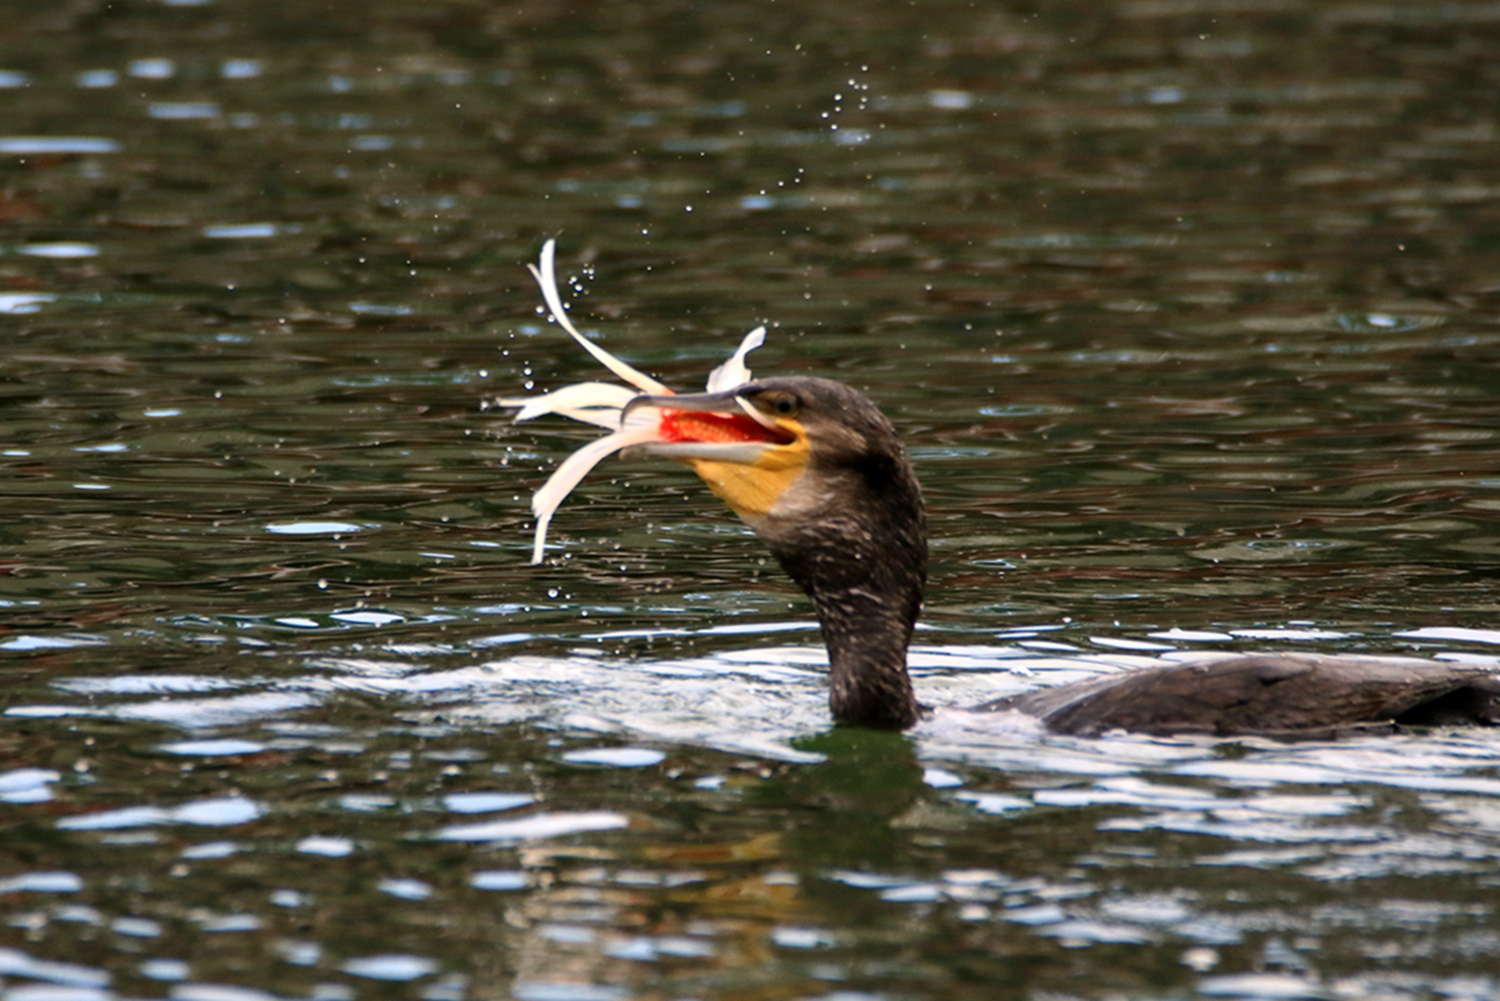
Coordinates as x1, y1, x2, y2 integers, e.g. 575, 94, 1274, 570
506, 242, 1500, 737
982, 653, 1500, 737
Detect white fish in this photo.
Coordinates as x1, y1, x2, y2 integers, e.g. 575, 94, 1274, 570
497, 240, 771, 563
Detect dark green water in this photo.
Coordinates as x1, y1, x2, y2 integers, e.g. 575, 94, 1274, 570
4, 2, 1500, 998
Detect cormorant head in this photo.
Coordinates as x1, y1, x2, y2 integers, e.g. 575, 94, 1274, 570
626, 375, 927, 614
627, 377, 913, 528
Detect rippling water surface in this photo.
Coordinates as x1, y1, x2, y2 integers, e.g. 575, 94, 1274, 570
5, 1, 1500, 999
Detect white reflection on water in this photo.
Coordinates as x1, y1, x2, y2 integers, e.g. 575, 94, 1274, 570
57, 797, 261, 831
340, 954, 437, 981
17, 640, 1500, 805
435, 811, 629, 842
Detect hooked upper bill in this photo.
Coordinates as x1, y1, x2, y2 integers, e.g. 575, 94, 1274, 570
495, 240, 786, 563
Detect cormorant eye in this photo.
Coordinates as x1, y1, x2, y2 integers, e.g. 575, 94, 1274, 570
760, 393, 799, 417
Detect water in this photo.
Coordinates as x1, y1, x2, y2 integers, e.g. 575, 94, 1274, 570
5, 1, 1500, 998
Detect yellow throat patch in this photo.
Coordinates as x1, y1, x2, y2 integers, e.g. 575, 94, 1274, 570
681, 428, 809, 523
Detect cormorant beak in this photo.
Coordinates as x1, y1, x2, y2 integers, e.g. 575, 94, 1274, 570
623, 388, 743, 421
625, 389, 810, 525
623, 389, 799, 464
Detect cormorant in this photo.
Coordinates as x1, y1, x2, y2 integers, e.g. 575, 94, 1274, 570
502, 242, 1500, 737
622, 378, 1500, 735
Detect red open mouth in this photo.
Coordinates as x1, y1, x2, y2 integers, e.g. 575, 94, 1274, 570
657, 409, 794, 446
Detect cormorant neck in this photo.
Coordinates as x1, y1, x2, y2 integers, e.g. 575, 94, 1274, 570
757, 449, 927, 730
809, 584, 922, 729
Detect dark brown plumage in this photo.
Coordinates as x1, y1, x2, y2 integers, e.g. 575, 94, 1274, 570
981, 653, 1500, 737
